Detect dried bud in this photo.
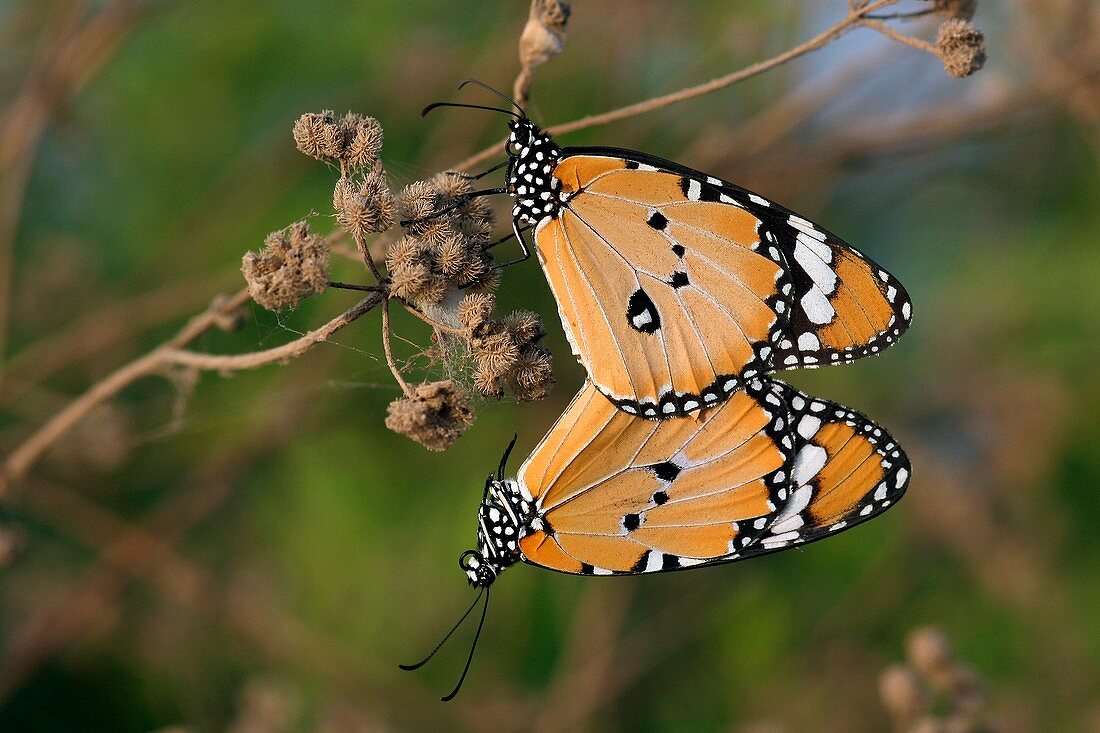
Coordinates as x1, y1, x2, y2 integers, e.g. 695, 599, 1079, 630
436, 231, 473, 278
457, 293, 496, 334
334, 170, 396, 240
506, 345, 554, 401
473, 366, 505, 400
386, 236, 427, 272
520, 0, 570, 69
398, 181, 440, 233
879, 665, 930, 727
908, 627, 956, 689
385, 380, 474, 451
340, 113, 384, 168
473, 331, 521, 381
936, 19, 986, 77
242, 221, 330, 310
503, 310, 546, 345
293, 111, 345, 161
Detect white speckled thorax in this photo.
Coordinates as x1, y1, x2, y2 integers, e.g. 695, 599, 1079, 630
506, 119, 565, 226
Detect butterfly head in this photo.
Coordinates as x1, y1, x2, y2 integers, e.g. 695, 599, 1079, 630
505, 118, 563, 225
462, 477, 532, 588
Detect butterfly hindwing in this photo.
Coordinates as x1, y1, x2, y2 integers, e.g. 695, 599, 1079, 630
516, 380, 795, 575
515, 379, 909, 576
535, 147, 911, 415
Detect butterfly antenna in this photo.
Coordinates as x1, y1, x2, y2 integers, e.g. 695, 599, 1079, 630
497, 434, 519, 481
441, 587, 490, 702
399, 589, 484, 672
457, 78, 526, 117
421, 101, 520, 119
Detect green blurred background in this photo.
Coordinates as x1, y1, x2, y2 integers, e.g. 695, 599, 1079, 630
1, 1, 1098, 731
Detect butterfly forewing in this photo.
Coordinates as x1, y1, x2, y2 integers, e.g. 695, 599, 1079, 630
534, 148, 911, 416
515, 379, 909, 576
534, 155, 790, 419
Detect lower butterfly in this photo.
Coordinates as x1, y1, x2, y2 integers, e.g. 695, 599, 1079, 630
403, 376, 910, 699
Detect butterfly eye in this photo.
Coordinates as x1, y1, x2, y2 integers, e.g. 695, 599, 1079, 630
506, 139, 522, 157
459, 550, 482, 571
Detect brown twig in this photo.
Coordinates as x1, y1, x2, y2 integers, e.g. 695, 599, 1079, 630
861, 18, 940, 57
381, 298, 414, 397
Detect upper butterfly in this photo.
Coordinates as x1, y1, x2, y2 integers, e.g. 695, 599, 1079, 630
422, 86, 912, 418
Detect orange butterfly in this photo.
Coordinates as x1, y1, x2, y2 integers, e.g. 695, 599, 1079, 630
403, 376, 909, 699
423, 86, 912, 418
464, 377, 908, 585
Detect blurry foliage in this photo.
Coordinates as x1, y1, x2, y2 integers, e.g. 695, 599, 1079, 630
1, 0, 1099, 731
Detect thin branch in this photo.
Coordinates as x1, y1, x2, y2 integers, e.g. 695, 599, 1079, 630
861, 18, 940, 57
452, 0, 899, 172
0, 290, 382, 497
381, 299, 414, 397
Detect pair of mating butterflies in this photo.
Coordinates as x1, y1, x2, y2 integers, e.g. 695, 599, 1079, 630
405, 84, 912, 699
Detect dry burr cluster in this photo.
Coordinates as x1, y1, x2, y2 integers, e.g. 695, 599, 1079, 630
241, 108, 553, 451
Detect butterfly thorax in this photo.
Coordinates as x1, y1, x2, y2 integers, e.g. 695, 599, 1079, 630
462, 478, 535, 588
505, 119, 564, 226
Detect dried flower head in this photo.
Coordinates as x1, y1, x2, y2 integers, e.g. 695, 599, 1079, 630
385, 380, 474, 451
936, 19, 986, 77
293, 111, 345, 161
907, 627, 955, 686
880, 664, 930, 729
339, 113, 384, 169
397, 181, 441, 235
242, 221, 330, 310
503, 310, 546, 345
334, 170, 396, 241
473, 330, 522, 381
457, 293, 496, 335
507, 344, 554, 401
520, 0, 571, 69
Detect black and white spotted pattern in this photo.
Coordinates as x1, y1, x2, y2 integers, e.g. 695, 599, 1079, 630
462, 478, 536, 588
505, 119, 566, 225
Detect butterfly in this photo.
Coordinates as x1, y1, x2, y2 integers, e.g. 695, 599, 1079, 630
403, 375, 909, 698
420, 82, 912, 418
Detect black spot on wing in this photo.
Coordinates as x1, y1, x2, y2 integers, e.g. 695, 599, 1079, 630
630, 551, 650, 573
622, 513, 641, 531
624, 160, 639, 170
668, 271, 689, 289
651, 490, 669, 505
627, 288, 661, 333
647, 211, 668, 230
650, 461, 682, 482
671, 244, 686, 258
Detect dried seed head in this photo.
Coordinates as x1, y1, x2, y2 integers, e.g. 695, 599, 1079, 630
936, 19, 986, 77
457, 293, 496, 335
416, 219, 456, 248
385, 380, 474, 451
474, 330, 521, 380
502, 310, 546, 345
453, 255, 489, 289
908, 627, 956, 688
436, 231, 473, 277
398, 181, 440, 234
386, 236, 428, 272
340, 113, 384, 168
520, 0, 571, 69
465, 262, 501, 292
506, 344, 554, 401
879, 665, 930, 727
473, 365, 505, 399
334, 171, 397, 240
293, 111, 345, 160
430, 171, 474, 202
242, 221, 330, 310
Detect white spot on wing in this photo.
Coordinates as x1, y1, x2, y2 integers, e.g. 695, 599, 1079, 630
797, 415, 822, 440
797, 332, 821, 351
793, 445, 828, 486
800, 288, 836, 325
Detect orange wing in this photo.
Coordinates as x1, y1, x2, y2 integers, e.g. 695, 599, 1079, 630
516, 380, 795, 575
534, 150, 911, 416
515, 378, 909, 576
535, 156, 790, 418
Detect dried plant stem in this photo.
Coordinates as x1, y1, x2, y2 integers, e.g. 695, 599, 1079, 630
453, 0, 899, 172
0, 290, 382, 498
861, 18, 940, 56
381, 299, 414, 397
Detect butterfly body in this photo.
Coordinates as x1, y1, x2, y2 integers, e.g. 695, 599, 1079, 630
502, 119, 912, 418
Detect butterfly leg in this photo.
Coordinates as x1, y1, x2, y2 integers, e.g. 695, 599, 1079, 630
489, 219, 533, 270
440, 160, 509, 182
